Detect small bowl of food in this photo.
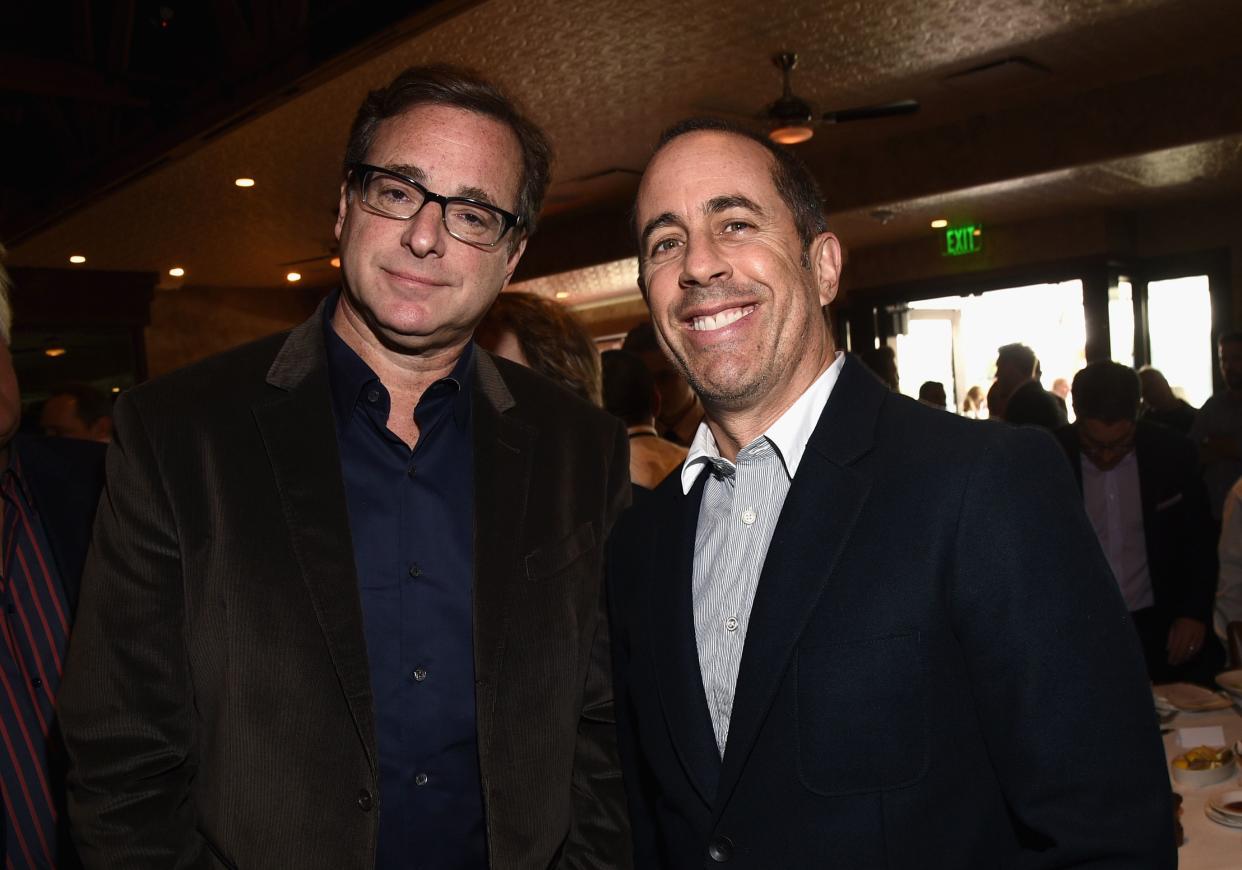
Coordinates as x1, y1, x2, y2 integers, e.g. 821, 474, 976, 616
1172, 745, 1236, 787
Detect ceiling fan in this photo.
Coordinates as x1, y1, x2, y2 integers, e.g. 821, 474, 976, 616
744, 52, 919, 144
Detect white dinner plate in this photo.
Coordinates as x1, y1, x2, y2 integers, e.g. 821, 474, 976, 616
1214, 670, 1242, 695
1207, 789, 1242, 819
1205, 805, 1242, 828
1155, 682, 1233, 712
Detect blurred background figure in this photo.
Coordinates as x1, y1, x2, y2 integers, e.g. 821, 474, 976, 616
994, 342, 1067, 430
1215, 476, 1242, 649
1051, 377, 1071, 402
1137, 365, 1196, 436
600, 349, 686, 490
961, 385, 986, 419
1055, 361, 1220, 685
858, 345, 899, 391
476, 291, 601, 405
917, 380, 947, 410
622, 322, 701, 446
1190, 332, 1242, 522
0, 247, 105, 866
39, 382, 114, 443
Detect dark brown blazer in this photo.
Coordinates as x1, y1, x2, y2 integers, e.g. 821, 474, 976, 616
58, 303, 632, 869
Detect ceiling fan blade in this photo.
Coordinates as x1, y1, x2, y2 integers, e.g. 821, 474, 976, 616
821, 99, 919, 124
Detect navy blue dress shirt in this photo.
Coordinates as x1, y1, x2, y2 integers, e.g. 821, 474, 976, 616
324, 295, 486, 869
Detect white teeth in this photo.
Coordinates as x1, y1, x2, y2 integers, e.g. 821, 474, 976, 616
691, 305, 755, 331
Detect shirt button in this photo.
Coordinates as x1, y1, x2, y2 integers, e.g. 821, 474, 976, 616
412, 667, 428, 682
356, 789, 373, 811
725, 616, 739, 632
741, 508, 757, 526
366, 389, 380, 403
415, 772, 429, 786
408, 564, 422, 578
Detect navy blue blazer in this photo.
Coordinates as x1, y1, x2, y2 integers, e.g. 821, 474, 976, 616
608, 355, 1174, 869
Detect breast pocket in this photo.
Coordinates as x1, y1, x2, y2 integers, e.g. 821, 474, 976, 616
795, 631, 928, 796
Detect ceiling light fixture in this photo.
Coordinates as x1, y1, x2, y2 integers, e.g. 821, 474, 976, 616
111, 386, 121, 394
286, 272, 302, 283
769, 125, 813, 145
555, 291, 569, 300
930, 219, 949, 229
169, 266, 185, 277
68, 255, 86, 264
45, 347, 66, 358
329, 257, 341, 268
234, 178, 256, 188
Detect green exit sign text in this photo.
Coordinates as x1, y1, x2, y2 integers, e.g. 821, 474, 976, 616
943, 224, 983, 257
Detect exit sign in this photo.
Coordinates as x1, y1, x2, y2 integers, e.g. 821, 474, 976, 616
943, 224, 983, 257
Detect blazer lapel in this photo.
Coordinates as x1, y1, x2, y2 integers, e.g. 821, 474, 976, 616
714, 357, 878, 809
647, 472, 722, 806
252, 307, 377, 773
471, 351, 536, 766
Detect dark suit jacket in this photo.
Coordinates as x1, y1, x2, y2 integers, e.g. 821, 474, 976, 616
58, 306, 632, 869
8, 434, 106, 868
609, 356, 1174, 869
1054, 421, 1218, 676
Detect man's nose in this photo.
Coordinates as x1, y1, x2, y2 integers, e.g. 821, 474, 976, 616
679, 234, 731, 287
401, 202, 447, 256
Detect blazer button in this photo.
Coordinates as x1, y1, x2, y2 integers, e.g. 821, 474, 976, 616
708, 836, 734, 862
356, 789, 373, 812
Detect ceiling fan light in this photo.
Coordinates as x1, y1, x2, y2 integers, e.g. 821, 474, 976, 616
769, 125, 813, 145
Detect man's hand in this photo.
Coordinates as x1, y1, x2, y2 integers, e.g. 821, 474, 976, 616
1167, 617, 1207, 666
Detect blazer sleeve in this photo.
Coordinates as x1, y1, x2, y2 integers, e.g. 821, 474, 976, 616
951, 427, 1175, 869
558, 419, 634, 869
57, 393, 210, 867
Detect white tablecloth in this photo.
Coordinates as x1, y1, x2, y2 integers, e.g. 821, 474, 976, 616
1165, 704, 1242, 868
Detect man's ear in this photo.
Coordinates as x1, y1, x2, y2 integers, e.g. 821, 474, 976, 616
810, 232, 842, 308
334, 180, 349, 241
500, 235, 529, 288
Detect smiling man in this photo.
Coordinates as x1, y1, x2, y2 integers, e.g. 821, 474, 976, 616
607, 119, 1174, 868
58, 67, 631, 868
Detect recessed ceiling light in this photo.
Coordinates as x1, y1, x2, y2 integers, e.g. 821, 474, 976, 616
45, 347, 66, 358
555, 291, 569, 300
973, 227, 982, 236
68, 255, 86, 264
286, 272, 302, 283
234, 178, 256, 188
111, 386, 121, 393
168, 266, 185, 277
930, 219, 949, 229
329, 256, 341, 269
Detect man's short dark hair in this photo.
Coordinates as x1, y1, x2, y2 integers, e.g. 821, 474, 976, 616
996, 343, 1038, 378
49, 383, 113, 425
632, 117, 829, 280
601, 349, 656, 426
1071, 362, 1141, 423
918, 381, 945, 402
343, 65, 553, 242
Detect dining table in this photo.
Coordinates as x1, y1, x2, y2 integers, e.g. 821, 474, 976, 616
1164, 697, 1242, 868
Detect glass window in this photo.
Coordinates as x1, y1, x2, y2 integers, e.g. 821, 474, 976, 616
1147, 275, 1212, 407
1110, 279, 1134, 366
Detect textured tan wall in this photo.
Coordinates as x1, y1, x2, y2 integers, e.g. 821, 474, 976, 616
146, 284, 330, 378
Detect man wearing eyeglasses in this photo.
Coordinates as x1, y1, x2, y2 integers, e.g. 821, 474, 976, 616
1054, 360, 1221, 684
59, 66, 631, 869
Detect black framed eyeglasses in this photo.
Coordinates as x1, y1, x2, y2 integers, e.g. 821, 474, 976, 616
348, 162, 521, 247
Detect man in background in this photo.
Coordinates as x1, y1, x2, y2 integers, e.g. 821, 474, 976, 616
1138, 366, 1196, 436
917, 380, 947, 410
1190, 332, 1242, 521
40, 383, 113, 443
622, 322, 702, 446
601, 348, 686, 489
993, 342, 1067, 429
1055, 361, 1220, 684
0, 249, 106, 868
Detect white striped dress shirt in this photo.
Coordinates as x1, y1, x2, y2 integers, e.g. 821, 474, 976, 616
681, 353, 844, 755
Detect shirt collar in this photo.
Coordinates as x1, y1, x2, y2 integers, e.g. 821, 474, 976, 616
680, 351, 845, 494
322, 288, 475, 433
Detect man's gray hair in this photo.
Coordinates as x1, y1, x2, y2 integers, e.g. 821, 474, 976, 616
0, 245, 12, 345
